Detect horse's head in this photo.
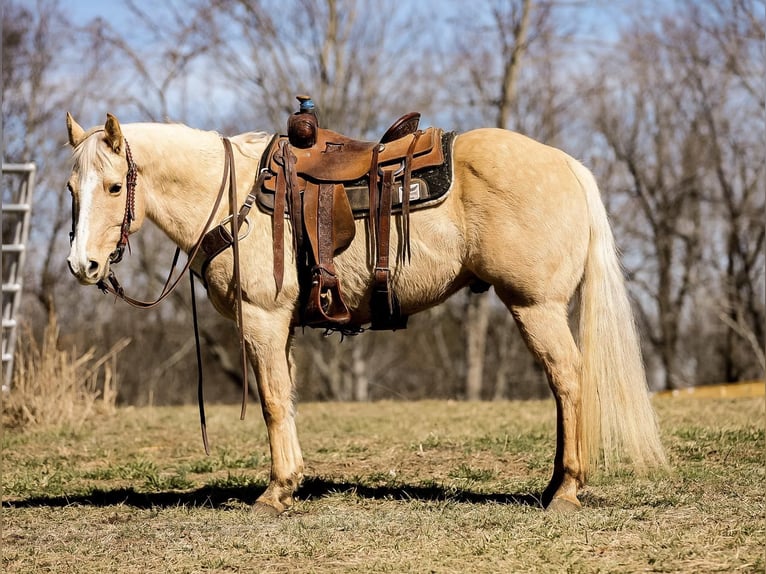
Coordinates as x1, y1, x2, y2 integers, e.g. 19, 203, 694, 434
65, 113, 145, 285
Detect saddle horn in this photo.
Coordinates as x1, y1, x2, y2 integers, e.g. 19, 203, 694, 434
288, 95, 318, 149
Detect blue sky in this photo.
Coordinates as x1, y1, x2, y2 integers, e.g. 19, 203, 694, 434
68, 0, 130, 21
65, 0, 631, 28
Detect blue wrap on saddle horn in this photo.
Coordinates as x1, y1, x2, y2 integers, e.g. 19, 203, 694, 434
256, 95, 456, 331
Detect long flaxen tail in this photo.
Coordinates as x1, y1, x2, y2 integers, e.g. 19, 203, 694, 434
568, 158, 667, 478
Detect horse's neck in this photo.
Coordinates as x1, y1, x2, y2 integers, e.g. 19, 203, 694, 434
125, 124, 237, 251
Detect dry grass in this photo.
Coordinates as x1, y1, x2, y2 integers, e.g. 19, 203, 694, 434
2, 397, 764, 573
2, 312, 129, 430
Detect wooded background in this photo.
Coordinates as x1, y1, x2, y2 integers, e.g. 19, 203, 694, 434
3, 0, 763, 405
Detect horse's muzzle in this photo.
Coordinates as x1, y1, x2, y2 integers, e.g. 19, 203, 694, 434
67, 254, 109, 285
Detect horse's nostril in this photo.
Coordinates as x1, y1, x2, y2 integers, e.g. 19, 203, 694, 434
87, 260, 100, 276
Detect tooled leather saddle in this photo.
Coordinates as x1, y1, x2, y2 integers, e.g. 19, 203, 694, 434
253, 96, 455, 331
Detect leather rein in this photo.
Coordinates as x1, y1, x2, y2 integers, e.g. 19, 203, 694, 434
89, 136, 256, 454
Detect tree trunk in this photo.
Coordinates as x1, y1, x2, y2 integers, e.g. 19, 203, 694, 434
492, 313, 513, 400
464, 292, 490, 400
351, 342, 370, 401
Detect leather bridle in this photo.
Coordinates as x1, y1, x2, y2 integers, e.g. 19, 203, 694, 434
109, 137, 137, 266
76, 135, 256, 454
69, 135, 138, 269
93, 136, 221, 307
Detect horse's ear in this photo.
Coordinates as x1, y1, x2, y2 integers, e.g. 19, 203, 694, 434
66, 112, 86, 147
104, 113, 123, 154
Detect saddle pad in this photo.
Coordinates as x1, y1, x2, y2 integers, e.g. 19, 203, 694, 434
256, 131, 456, 219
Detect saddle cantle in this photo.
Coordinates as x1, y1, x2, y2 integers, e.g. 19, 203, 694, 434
257, 96, 455, 331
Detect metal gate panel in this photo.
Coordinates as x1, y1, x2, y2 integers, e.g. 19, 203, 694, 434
2, 162, 36, 391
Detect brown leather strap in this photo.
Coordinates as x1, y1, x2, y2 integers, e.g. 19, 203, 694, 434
222, 137, 249, 421
302, 183, 352, 325
376, 170, 393, 273
368, 144, 381, 244
374, 168, 394, 315
272, 140, 302, 292
401, 130, 423, 262
272, 142, 288, 291
189, 272, 210, 455
98, 137, 250, 452
196, 187, 259, 283
287, 157, 303, 254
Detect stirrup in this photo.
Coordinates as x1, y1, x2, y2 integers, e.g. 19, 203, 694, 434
304, 267, 352, 326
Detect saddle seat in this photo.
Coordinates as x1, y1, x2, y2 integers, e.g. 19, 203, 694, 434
270, 124, 442, 184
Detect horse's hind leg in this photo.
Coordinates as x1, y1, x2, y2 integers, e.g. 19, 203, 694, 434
240, 304, 304, 516
503, 299, 585, 511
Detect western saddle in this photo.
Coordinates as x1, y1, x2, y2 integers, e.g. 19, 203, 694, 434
260, 96, 449, 331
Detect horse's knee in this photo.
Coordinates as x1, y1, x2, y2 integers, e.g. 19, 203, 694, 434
260, 397, 292, 424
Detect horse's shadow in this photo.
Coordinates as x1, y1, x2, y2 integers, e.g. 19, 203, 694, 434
4, 477, 546, 511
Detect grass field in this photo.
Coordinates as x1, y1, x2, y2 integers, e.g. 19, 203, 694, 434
3, 397, 764, 573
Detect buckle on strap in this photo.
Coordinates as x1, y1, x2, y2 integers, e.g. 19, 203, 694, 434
97, 271, 124, 297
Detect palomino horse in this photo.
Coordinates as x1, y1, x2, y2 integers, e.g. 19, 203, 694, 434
65, 113, 666, 514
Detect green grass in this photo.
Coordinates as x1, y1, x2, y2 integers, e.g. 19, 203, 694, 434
3, 398, 764, 573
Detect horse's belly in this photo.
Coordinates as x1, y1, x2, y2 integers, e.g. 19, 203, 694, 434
334, 205, 468, 321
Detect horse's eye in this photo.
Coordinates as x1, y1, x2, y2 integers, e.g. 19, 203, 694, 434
109, 183, 122, 195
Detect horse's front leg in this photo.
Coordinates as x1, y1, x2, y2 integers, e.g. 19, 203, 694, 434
241, 303, 303, 515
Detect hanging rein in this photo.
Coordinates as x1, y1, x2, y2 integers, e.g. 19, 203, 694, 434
82, 136, 264, 454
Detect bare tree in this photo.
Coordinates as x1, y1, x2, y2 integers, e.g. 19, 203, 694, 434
208, 0, 437, 134
202, 0, 447, 401
3, 1, 76, 314
590, 37, 702, 388
12, 0, 759, 405
450, 0, 532, 401
587, 0, 764, 388
1, 0, 150, 319
682, 0, 765, 381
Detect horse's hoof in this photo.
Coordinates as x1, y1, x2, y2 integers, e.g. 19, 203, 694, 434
251, 501, 282, 517
546, 497, 582, 513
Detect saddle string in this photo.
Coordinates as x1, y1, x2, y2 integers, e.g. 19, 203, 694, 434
368, 145, 381, 246
401, 130, 423, 263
